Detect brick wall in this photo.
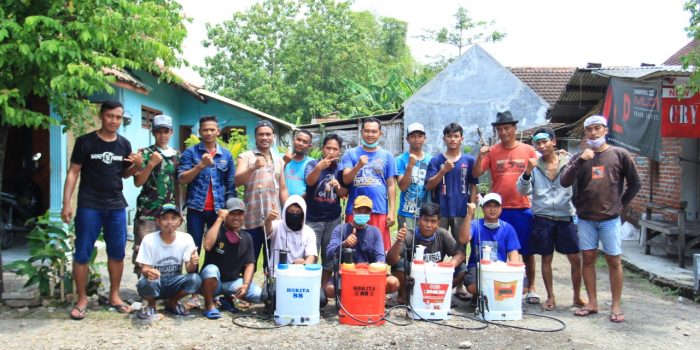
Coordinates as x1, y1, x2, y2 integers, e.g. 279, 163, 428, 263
627, 137, 683, 224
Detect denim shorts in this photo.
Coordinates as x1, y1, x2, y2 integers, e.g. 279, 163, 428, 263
529, 216, 580, 255
74, 207, 127, 264
577, 217, 622, 256
200, 264, 262, 303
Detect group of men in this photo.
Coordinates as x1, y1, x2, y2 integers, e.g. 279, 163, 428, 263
61, 100, 640, 324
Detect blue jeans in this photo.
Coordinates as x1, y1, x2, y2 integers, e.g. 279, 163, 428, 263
577, 217, 622, 256
137, 274, 202, 300
74, 207, 127, 264
186, 208, 218, 250
200, 264, 262, 303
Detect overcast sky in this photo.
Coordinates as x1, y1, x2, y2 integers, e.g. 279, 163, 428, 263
175, 0, 692, 86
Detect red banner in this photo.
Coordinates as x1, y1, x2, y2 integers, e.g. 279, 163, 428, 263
661, 86, 700, 138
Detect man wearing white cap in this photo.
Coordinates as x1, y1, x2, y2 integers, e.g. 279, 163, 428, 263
459, 193, 521, 302
132, 114, 181, 278
560, 115, 641, 323
396, 122, 432, 232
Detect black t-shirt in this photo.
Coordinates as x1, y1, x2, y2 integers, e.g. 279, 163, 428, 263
203, 227, 255, 282
401, 227, 463, 263
304, 160, 345, 221
70, 131, 132, 209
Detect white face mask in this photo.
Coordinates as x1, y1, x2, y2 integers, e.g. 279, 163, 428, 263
586, 136, 605, 149
158, 147, 176, 158
484, 221, 500, 229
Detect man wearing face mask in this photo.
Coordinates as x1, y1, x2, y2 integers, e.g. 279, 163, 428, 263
283, 129, 313, 197
264, 195, 318, 269
341, 117, 398, 250
459, 193, 521, 307
324, 196, 400, 298
560, 115, 640, 323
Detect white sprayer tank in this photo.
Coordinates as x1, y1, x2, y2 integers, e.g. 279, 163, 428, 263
479, 260, 525, 321
274, 263, 322, 325
409, 260, 455, 320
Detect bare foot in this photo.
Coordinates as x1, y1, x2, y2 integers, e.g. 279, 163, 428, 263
573, 296, 588, 307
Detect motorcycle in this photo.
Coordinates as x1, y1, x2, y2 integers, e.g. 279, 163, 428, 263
1, 152, 42, 249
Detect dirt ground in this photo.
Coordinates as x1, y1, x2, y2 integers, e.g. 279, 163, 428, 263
0, 242, 699, 350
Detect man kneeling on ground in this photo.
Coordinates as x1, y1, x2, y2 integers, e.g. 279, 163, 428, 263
460, 193, 521, 306
136, 204, 202, 320
200, 198, 262, 319
324, 195, 400, 299
387, 202, 469, 305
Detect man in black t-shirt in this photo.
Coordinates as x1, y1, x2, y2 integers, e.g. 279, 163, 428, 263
61, 100, 143, 320
387, 203, 468, 304
199, 198, 262, 319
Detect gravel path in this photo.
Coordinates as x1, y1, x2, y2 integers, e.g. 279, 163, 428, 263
1, 243, 698, 350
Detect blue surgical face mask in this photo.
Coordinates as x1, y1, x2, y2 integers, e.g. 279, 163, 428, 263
586, 136, 606, 149
353, 214, 370, 226
361, 139, 379, 148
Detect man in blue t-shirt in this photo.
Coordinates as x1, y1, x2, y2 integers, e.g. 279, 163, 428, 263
396, 122, 431, 232
459, 193, 521, 298
305, 134, 349, 288
284, 129, 313, 197
426, 123, 479, 241
341, 117, 397, 250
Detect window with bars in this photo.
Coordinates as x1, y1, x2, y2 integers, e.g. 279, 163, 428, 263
141, 106, 162, 129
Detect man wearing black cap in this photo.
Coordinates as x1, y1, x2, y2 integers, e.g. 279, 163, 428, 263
199, 198, 261, 319
473, 111, 540, 304
135, 204, 202, 320
235, 120, 289, 268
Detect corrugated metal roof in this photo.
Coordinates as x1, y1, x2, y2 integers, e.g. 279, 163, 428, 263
197, 89, 297, 130
592, 66, 691, 80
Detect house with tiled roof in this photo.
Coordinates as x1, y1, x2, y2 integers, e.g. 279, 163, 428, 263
508, 67, 576, 112
663, 40, 698, 65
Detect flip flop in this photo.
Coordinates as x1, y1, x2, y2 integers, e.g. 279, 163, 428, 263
108, 302, 133, 314
525, 292, 541, 305
610, 312, 626, 323
203, 308, 222, 320
574, 308, 599, 317
70, 304, 87, 320
165, 302, 190, 316
454, 291, 471, 301
542, 301, 556, 311
218, 297, 239, 314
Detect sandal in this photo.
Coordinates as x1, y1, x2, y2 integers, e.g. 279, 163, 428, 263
609, 312, 625, 323
218, 297, 239, 314
108, 302, 133, 314
574, 308, 599, 317
70, 304, 87, 320
165, 302, 190, 316
203, 308, 222, 320
525, 291, 541, 305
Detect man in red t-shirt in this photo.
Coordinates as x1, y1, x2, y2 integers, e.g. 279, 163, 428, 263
473, 111, 540, 304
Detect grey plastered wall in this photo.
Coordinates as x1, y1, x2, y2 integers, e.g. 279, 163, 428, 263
403, 45, 549, 156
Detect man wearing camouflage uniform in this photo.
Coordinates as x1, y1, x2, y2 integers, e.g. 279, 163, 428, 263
132, 115, 181, 277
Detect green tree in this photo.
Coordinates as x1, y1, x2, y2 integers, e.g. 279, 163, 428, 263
419, 6, 505, 56
681, 0, 700, 94
0, 0, 188, 292
198, 0, 416, 123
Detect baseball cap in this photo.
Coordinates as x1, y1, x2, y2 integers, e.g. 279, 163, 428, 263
482, 193, 502, 205
158, 203, 181, 217
407, 122, 425, 135
255, 120, 274, 132
225, 198, 246, 212
353, 195, 373, 210
584, 115, 607, 128
152, 115, 173, 130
